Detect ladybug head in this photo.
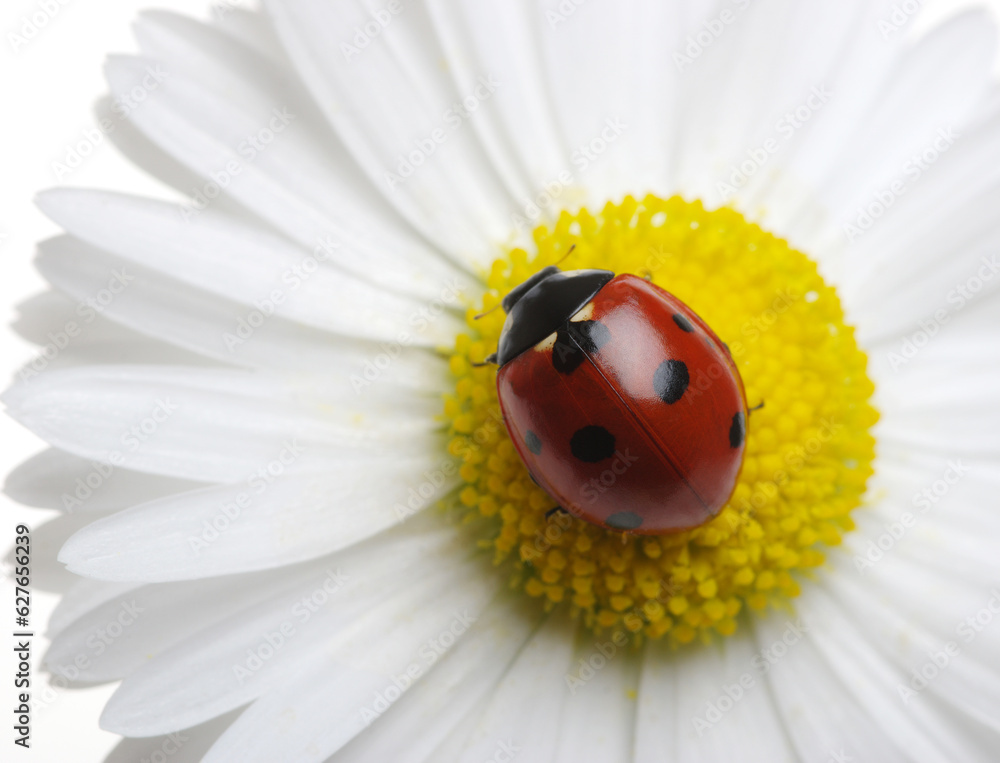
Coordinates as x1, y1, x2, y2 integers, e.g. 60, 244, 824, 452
488, 266, 614, 367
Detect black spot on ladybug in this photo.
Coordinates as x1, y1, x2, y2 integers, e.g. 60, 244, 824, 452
653, 359, 689, 404
552, 320, 611, 374
672, 313, 694, 332
729, 412, 746, 448
525, 430, 543, 455
570, 425, 616, 463
605, 511, 643, 530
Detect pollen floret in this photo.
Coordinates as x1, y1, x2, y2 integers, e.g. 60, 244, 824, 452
445, 195, 878, 644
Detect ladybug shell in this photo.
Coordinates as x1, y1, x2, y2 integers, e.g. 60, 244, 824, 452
497, 274, 747, 534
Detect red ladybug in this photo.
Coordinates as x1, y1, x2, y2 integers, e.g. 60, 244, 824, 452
485, 267, 748, 534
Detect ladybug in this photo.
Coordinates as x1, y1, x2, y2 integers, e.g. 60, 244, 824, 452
483, 266, 748, 534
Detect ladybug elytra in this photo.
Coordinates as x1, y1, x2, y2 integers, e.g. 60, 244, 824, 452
484, 267, 748, 535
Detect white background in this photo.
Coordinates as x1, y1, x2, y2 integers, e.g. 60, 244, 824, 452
1, 1, 999, 760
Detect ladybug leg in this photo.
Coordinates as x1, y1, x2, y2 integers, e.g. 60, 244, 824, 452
545, 506, 570, 520
471, 353, 498, 368
749, 401, 765, 413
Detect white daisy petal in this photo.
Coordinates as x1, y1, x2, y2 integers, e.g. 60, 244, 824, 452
645, 627, 795, 763
263, 0, 516, 265
99, 526, 482, 736
12, 288, 216, 372
797, 588, 993, 762
754, 612, 902, 761
551, 633, 636, 763
845, 197, 1000, 324
453, 613, 576, 762
210, 7, 286, 65
8, 513, 111, 594
3, 365, 441, 482
823, 553, 1000, 733
536, 0, 681, 203
102, 51, 468, 295
676, 0, 840, 204
425, 0, 569, 204
634, 641, 680, 763
47, 578, 145, 638
45, 562, 327, 683
332, 596, 538, 763
5, 447, 202, 513
820, 12, 996, 221
95, 86, 248, 216
58, 457, 459, 582
851, 451, 1000, 585
731, 0, 873, 175
104, 710, 242, 763
200, 564, 500, 763
36, 190, 466, 341
35, 236, 449, 379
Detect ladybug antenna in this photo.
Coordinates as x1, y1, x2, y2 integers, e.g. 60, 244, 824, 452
477, 245, 578, 321
473, 303, 503, 320
553, 243, 576, 268
471, 353, 498, 367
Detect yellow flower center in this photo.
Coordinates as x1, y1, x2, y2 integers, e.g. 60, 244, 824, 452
444, 195, 878, 644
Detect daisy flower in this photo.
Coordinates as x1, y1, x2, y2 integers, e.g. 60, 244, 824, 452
5, 1, 1000, 761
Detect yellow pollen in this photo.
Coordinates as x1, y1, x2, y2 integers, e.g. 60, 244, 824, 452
444, 195, 878, 644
